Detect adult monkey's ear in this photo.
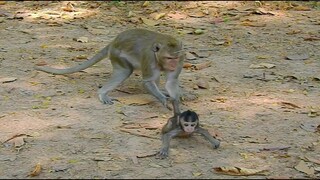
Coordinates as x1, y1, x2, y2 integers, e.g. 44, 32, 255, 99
152, 43, 162, 52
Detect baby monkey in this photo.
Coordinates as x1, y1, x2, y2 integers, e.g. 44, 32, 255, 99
157, 110, 220, 159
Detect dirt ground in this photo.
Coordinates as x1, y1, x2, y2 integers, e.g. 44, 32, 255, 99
0, 1, 319, 179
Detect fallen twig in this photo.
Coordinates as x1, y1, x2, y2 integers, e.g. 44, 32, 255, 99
137, 152, 158, 158
119, 128, 159, 139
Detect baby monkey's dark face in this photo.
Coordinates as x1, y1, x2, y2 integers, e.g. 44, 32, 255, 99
179, 110, 199, 134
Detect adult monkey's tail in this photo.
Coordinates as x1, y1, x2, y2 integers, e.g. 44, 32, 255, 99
34, 45, 110, 75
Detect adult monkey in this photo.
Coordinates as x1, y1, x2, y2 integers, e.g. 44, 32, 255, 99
35, 29, 185, 113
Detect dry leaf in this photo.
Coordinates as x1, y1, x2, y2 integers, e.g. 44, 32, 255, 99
259, 146, 290, 151
29, 163, 41, 177
13, 136, 26, 147
92, 156, 112, 162
278, 102, 300, 109
0, 77, 17, 83
128, 17, 140, 24
29, 81, 40, 86
142, 1, 150, 7
40, 44, 48, 49
294, 160, 315, 175
136, 152, 158, 158
286, 54, 309, 61
249, 63, 275, 69
241, 21, 266, 27
314, 167, 320, 172
140, 17, 160, 26
305, 156, 320, 165
74, 55, 88, 61
292, 6, 311, 11
185, 52, 197, 60
128, 11, 134, 18
61, 14, 74, 20
239, 152, 250, 159
254, 8, 275, 15
283, 75, 298, 82
196, 79, 209, 89
184, 3, 198, 9
62, 2, 75, 12
303, 36, 320, 41
300, 122, 319, 132
183, 63, 193, 68
51, 164, 72, 172
211, 98, 227, 103
307, 109, 319, 118
256, 55, 269, 59
192, 61, 212, 70
75, 37, 88, 43
110, 6, 120, 12
286, 30, 301, 35
311, 77, 320, 82
121, 124, 142, 129
39, 14, 51, 20
213, 40, 226, 45
194, 29, 205, 35
213, 166, 268, 176
178, 29, 194, 35
188, 11, 206, 18
192, 172, 202, 177
224, 37, 233, 46
0, 47, 6, 52
150, 12, 166, 20
192, 51, 210, 58
35, 61, 48, 66
167, 13, 187, 20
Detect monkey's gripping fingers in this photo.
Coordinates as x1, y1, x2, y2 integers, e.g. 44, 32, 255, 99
157, 148, 169, 159
98, 94, 118, 105
159, 96, 168, 107
143, 81, 171, 109
158, 96, 173, 110
160, 90, 170, 97
157, 129, 181, 159
165, 100, 174, 111
161, 96, 177, 111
